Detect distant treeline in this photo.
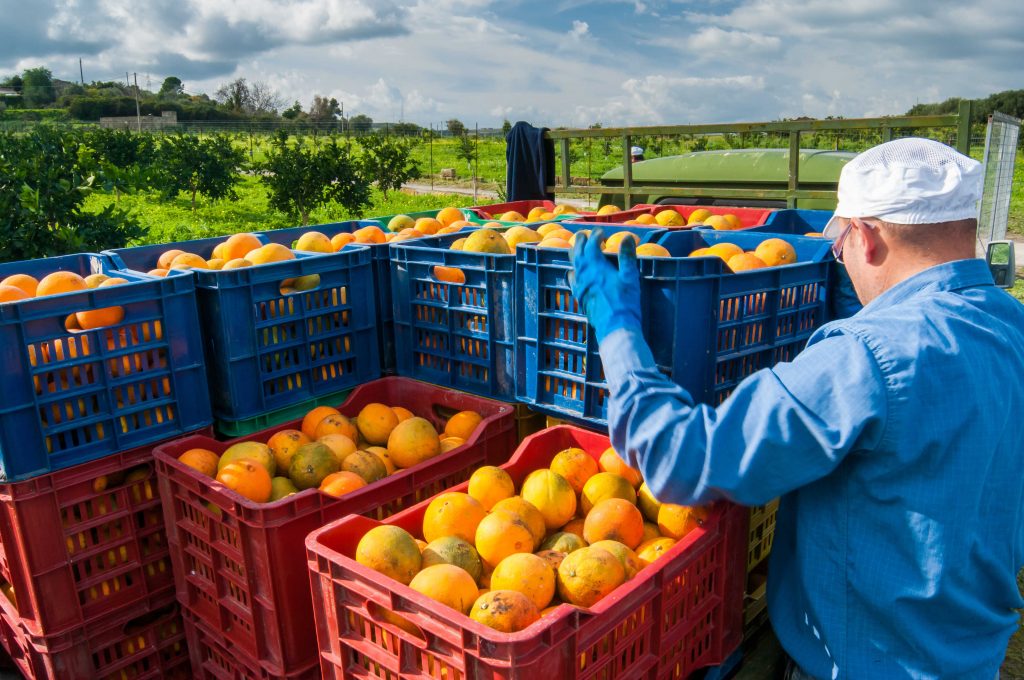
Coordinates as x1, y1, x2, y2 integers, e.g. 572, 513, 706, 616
906, 89, 1024, 123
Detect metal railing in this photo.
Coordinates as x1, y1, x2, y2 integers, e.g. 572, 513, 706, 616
544, 100, 974, 208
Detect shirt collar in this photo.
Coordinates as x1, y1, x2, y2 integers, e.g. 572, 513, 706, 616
858, 258, 996, 315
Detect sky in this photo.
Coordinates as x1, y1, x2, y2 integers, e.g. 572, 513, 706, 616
0, 0, 1021, 128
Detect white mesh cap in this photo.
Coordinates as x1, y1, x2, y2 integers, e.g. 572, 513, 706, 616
822, 137, 983, 238
631, 146, 644, 156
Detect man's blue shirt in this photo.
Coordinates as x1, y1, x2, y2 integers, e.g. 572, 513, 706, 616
600, 259, 1024, 679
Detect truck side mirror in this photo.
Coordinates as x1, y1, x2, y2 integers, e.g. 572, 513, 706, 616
985, 240, 1015, 289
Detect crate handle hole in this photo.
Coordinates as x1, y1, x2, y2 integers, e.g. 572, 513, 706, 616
366, 600, 428, 646
432, 266, 466, 285
279, 274, 321, 295
64, 306, 126, 333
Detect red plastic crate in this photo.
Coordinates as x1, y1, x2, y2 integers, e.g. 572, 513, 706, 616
182, 608, 319, 680
571, 206, 655, 223
0, 588, 189, 680
0, 428, 210, 638
467, 200, 560, 220
155, 377, 516, 676
635, 204, 775, 229
306, 425, 746, 680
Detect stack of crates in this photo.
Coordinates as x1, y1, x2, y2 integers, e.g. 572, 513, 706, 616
0, 252, 213, 678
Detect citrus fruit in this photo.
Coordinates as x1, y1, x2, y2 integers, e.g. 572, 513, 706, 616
171, 252, 208, 270
288, 442, 340, 490
301, 406, 341, 440
687, 209, 712, 225
602, 232, 639, 253
178, 448, 219, 478
218, 441, 276, 477
246, 244, 295, 265
636, 537, 676, 565
598, 447, 642, 488
583, 498, 645, 549
341, 449, 388, 483
521, 470, 577, 530
36, 271, 87, 297
1, 274, 38, 297
223, 233, 263, 261
556, 546, 625, 607
436, 207, 465, 227
365, 446, 397, 475
463, 229, 511, 255
266, 429, 311, 472
317, 433, 357, 465
423, 492, 486, 544
387, 215, 414, 233
467, 466, 515, 510
270, 477, 299, 501
216, 459, 272, 503
490, 552, 555, 610
413, 217, 443, 235
470, 590, 540, 632
475, 510, 535, 569
580, 472, 637, 514
588, 539, 643, 579
331, 233, 357, 250
387, 417, 441, 469
319, 471, 367, 497
654, 209, 684, 226
635, 243, 671, 257
704, 215, 732, 230
421, 536, 483, 583
444, 411, 483, 440
637, 483, 662, 523
705, 243, 743, 262
596, 205, 621, 215
535, 549, 567, 572
391, 406, 414, 422
156, 249, 186, 269
356, 525, 422, 584
539, 532, 587, 553
657, 504, 709, 540
410, 564, 479, 614
356, 403, 399, 445
491, 497, 546, 549
754, 238, 798, 266
727, 253, 768, 272
549, 448, 599, 494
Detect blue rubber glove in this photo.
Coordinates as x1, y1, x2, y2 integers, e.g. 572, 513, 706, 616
569, 229, 642, 342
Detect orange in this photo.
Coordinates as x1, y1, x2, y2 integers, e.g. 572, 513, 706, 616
444, 410, 483, 440
588, 539, 643, 579
270, 477, 299, 501
170, 252, 209, 270
433, 266, 466, 284
178, 448, 219, 478
436, 225, 462, 235
475, 510, 535, 569
391, 406, 414, 422
705, 243, 743, 262
635, 243, 671, 257
387, 417, 441, 469
467, 466, 516, 510
636, 537, 676, 565
266, 429, 311, 472
0, 285, 29, 303
331, 232, 357, 251
147, 268, 169, 277
207, 258, 226, 270
727, 252, 768, 272
538, 238, 571, 249
500, 210, 526, 222
316, 433, 357, 465
216, 459, 272, 503
421, 536, 483, 583
598, 447, 642, 488
556, 546, 625, 607
754, 238, 798, 266
423, 492, 486, 544
549, 447, 599, 494
387, 215, 414, 233
294, 232, 333, 253
657, 504, 709, 540
527, 207, 548, 222
156, 249, 186, 270
223, 233, 263, 261
356, 525, 422, 584
723, 213, 743, 230
688, 248, 710, 258
439, 437, 464, 453
1, 274, 38, 297
288, 442, 341, 490
535, 549, 567, 573
634, 213, 657, 225
36, 271, 87, 297
539, 532, 587, 553
221, 259, 251, 270
491, 497, 546, 549
410, 564, 479, 614
490, 552, 555, 610
364, 446, 397, 475
583, 498, 644, 549
521, 470, 577, 530
319, 471, 367, 497
470, 590, 540, 632
352, 225, 387, 244
704, 215, 732, 230
314, 414, 359, 441
602, 232, 639, 253
561, 517, 586, 540
414, 217, 443, 235
637, 483, 662, 523
463, 229, 511, 255
449, 238, 468, 251
596, 205, 621, 216
212, 242, 228, 260
436, 207, 465, 227
654, 209, 685, 227
804, 232, 824, 238
248, 243, 296, 265
341, 449, 388, 483
301, 406, 342, 440
534, 223, 564, 236
84, 273, 110, 288
687, 209, 713, 225
218, 441, 276, 477
356, 403, 399, 445
568, 229, 591, 246
580, 472, 637, 515
76, 277, 127, 330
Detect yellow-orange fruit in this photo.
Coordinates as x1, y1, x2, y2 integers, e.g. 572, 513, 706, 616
355, 525, 422, 584
491, 497, 546, 550
549, 448, 599, 494
422, 492, 486, 544
583, 498, 645, 549
490, 552, 556, 610
475, 510, 535, 569
410, 564, 480, 614
467, 466, 516, 510
598, 447, 642, 488
556, 546, 625, 607
521, 470, 577, 530
470, 590, 540, 632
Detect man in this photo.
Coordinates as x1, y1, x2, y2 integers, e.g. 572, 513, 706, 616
631, 145, 645, 163
570, 138, 1024, 679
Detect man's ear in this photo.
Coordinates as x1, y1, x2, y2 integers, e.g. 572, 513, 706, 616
855, 218, 881, 264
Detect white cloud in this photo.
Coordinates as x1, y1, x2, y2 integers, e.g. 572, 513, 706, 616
569, 20, 590, 39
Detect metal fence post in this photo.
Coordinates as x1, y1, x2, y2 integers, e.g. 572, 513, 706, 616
787, 131, 800, 208
623, 134, 632, 208
956, 99, 973, 155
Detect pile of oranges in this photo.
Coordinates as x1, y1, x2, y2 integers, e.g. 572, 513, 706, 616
690, 236, 798, 271
353, 445, 707, 633
0, 270, 129, 330
147, 233, 297, 276
489, 205, 580, 222
376, 206, 477, 244
176, 404, 484, 504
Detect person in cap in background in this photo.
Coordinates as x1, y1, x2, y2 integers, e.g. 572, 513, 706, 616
569, 137, 1024, 679
630, 145, 645, 163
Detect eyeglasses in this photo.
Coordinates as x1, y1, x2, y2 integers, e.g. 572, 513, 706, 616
831, 221, 855, 264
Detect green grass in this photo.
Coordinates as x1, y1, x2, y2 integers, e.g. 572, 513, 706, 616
1008, 275, 1024, 303
83, 175, 477, 245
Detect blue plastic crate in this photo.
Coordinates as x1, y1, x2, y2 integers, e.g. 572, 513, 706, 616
756, 208, 833, 234
515, 230, 833, 428
256, 221, 397, 373
105, 240, 381, 424
388, 224, 663, 401
0, 253, 211, 481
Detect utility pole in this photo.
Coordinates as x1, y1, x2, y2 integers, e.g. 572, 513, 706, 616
79, 58, 84, 85
132, 72, 142, 132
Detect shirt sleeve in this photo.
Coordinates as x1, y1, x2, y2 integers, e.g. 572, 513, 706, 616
599, 327, 889, 506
